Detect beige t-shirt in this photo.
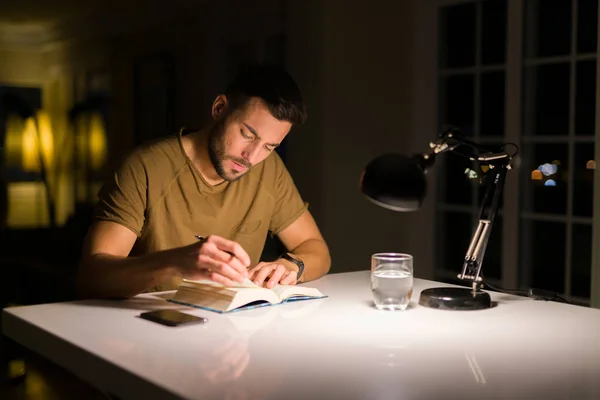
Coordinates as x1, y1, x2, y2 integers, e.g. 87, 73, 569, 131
93, 129, 308, 291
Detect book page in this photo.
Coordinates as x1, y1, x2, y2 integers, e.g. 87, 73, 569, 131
183, 278, 259, 289
236, 278, 264, 289
271, 285, 326, 301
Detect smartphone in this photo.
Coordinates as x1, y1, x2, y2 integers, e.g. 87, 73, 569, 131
139, 309, 208, 327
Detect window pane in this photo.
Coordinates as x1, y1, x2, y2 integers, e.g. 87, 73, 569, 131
523, 63, 570, 136
440, 3, 476, 68
577, 0, 598, 54
440, 74, 475, 135
437, 211, 474, 273
440, 153, 475, 205
571, 224, 591, 298
521, 143, 568, 214
573, 143, 595, 217
575, 60, 596, 136
480, 71, 505, 136
481, 0, 508, 65
524, 0, 572, 58
523, 220, 566, 293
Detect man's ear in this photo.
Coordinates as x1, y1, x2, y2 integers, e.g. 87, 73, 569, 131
211, 95, 228, 120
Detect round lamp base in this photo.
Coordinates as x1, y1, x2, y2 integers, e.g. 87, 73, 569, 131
418, 287, 492, 311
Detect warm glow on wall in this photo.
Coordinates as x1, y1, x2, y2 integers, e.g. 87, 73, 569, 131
4, 110, 54, 172
89, 111, 107, 170
4, 113, 24, 168
38, 111, 54, 168
22, 117, 40, 171
23, 111, 54, 172
6, 182, 49, 227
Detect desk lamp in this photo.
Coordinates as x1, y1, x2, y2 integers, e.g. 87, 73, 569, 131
360, 127, 515, 310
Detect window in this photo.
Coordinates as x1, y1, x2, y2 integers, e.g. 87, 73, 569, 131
436, 0, 508, 286
520, 0, 597, 303
431, 0, 598, 306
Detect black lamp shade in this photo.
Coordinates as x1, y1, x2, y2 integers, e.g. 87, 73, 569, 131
360, 153, 428, 212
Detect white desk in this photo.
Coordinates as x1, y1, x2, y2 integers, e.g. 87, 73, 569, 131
3, 271, 600, 400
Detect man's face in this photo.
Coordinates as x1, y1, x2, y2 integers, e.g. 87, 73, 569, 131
208, 97, 292, 182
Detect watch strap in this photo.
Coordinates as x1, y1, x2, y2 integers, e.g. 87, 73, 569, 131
280, 253, 305, 280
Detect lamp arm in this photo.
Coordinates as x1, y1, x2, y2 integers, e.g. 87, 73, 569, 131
420, 129, 512, 168
417, 128, 515, 292
457, 162, 510, 290
439, 129, 493, 154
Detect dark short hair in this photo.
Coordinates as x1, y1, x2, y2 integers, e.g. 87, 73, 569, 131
225, 64, 307, 125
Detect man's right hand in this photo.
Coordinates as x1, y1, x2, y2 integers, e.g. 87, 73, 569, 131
172, 235, 251, 286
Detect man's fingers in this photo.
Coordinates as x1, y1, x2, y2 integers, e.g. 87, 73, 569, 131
248, 263, 266, 281
184, 270, 212, 282
266, 264, 287, 288
208, 236, 251, 267
280, 270, 298, 286
219, 252, 248, 278
201, 241, 248, 278
198, 255, 245, 283
197, 270, 236, 287
253, 265, 275, 286
209, 274, 237, 287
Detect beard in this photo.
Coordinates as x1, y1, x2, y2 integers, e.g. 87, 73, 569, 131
207, 117, 252, 182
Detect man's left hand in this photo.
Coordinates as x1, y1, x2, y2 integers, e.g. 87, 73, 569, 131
248, 259, 298, 288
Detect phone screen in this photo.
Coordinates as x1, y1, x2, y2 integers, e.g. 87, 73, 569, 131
139, 309, 208, 327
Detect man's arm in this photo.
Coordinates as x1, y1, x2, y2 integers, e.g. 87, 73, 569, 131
76, 221, 251, 299
75, 221, 174, 299
276, 210, 330, 283
249, 210, 330, 287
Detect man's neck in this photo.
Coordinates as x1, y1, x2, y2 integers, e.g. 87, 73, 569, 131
184, 128, 225, 186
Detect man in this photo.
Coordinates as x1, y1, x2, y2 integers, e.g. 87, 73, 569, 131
75, 64, 331, 299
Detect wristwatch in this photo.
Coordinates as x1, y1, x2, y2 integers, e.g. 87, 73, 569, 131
280, 253, 304, 280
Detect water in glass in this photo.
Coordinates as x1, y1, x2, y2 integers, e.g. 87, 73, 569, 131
371, 262, 413, 311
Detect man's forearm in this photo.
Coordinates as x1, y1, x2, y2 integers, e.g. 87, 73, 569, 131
289, 238, 331, 283
75, 251, 176, 299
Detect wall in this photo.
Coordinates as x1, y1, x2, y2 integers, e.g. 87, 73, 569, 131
0, 49, 46, 85
285, 0, 435, 278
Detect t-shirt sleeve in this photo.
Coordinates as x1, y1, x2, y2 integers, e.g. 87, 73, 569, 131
268, 154, 309, 235
93, 151, 148, 237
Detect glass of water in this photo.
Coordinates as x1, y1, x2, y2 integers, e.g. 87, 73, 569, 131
371, 253, 413, 311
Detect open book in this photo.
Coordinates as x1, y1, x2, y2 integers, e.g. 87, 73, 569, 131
167, 278, 327, 313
